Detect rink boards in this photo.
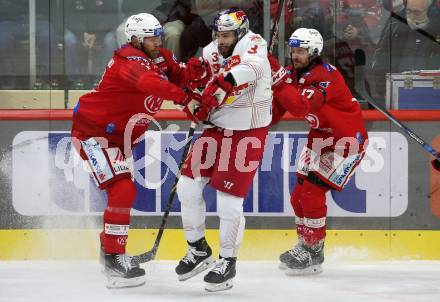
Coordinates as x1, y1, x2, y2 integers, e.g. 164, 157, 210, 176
0, 123, 440, 260
1, 229, 440, 260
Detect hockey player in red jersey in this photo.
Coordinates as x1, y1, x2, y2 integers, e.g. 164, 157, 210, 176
272, 28, 368, 275
268, 53, 309, 123
70, 13, 206, 288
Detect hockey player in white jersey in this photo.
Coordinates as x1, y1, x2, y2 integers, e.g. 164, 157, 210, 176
175, 8, 272, 292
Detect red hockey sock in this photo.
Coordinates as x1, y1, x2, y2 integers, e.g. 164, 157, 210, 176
101, 178, 137, 254
290, 180, 304, 218
298, 179, 329, 246
290, 180, 307, 242
296, 224, 305, 241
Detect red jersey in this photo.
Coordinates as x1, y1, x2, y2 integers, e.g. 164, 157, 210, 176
268, 54, 309, 125
288, 62, 367, 142
71, 44, 188, 148
271, 58, 367, 146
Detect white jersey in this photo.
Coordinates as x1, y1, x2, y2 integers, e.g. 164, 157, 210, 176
202, 31, 272, 130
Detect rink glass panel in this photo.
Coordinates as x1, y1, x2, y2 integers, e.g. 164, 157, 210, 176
2, 1, 440, 108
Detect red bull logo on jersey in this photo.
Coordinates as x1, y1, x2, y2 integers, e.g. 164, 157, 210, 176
225, 55, 241, 71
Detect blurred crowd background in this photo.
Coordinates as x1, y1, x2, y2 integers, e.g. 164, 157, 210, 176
0, 0, 439, 109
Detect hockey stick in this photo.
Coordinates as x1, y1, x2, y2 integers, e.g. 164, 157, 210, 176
131, 121, 197, 265
353, 49, 440, 171
268, 0, 286, 54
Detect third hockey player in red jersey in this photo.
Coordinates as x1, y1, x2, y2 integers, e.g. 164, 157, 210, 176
272, 28, 368, 275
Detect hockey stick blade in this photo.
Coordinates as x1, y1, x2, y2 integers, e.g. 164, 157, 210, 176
131, 250, 154, 266
353, 49, 440, 172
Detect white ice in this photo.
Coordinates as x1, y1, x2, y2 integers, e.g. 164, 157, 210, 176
1, 261, 439, 302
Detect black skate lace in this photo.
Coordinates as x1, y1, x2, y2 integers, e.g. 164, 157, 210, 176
210, 259, 229, 275
116, 254, 134, 271
182, 246, 207, 264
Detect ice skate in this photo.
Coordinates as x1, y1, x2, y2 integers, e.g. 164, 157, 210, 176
204, 257, 236, 292
285, 240, 324, 276
279, 240, 307, 270
175, 237, 214, 281
103, 253, 146, 289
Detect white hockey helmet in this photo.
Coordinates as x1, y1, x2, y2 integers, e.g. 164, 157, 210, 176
288, 28, 323, 57
212, 8, 249, 40
125, 13, 163, 43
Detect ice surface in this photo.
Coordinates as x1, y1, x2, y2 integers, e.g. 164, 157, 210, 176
0, 261, 439, 302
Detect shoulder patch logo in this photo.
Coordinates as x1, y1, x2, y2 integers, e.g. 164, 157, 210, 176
318, 81, 331, 89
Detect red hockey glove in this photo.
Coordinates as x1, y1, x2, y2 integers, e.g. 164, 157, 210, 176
173, 88, 201, 107
179, 98, 211, 124
181, 99, 202, 123
185, 57, 211, 90
174, 89, 206, 123
201, 74, 234, 109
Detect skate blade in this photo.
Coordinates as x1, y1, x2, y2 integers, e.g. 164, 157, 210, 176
106, 275, 146, 289
205, 279, 233, 292
178, 257, 215, 281
285, 264, 323, 276
278, 262, 287, 270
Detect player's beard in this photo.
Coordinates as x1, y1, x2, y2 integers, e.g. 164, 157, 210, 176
218, 43, 235, 58
142, 43, 160, 59
146, 48, 160, 59
292, 58, 309, 70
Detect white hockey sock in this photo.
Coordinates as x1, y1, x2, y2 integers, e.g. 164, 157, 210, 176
220, 215, 246, 258
181, 202, 206, 242
217, 191, 245, 258
177, 175, 210, 243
